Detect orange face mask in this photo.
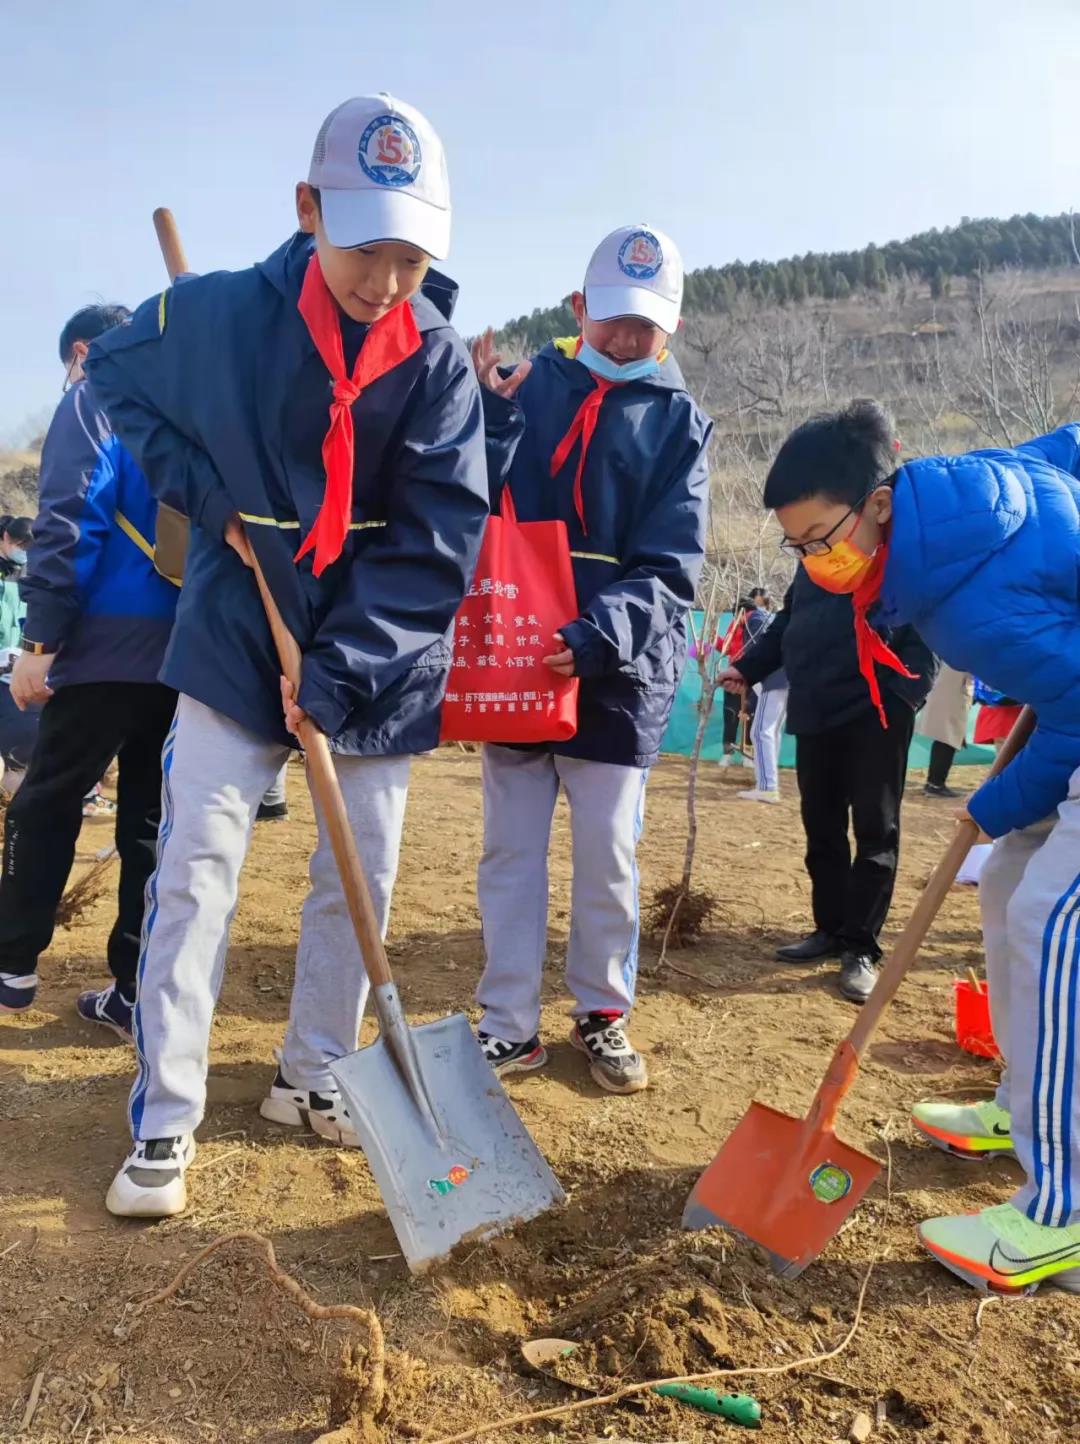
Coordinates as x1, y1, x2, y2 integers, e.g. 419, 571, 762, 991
800, 506, 878, 593
802, 536, 877, 593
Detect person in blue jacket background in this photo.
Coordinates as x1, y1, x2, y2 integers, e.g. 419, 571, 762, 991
470, 224, 710, 1095
0, 305, 179, 1035
764, 398, 1080, 1295
85, 94, 489, 1219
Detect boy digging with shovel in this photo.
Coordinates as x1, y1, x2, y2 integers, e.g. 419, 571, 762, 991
86, 94, 489, 1218
764, 400, 1080, 1294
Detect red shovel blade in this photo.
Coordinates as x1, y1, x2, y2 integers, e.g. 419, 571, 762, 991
681, 1099, 881, 1279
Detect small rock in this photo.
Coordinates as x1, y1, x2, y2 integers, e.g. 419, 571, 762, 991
168, 1387, 183, 1400
850, 1412, 874, 1443
808, 1302, 832, 1327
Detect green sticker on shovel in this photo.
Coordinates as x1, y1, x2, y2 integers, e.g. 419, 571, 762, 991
809, 1163, 853, 1204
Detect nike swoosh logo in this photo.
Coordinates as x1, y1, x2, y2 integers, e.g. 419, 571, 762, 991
989, 1240, 1080, 1276
992, 1124, 1012, 1137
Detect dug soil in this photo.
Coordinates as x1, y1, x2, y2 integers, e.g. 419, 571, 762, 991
2, 751, 1077, 1443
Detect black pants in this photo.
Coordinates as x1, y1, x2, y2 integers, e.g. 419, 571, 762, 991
723, 686, 756, 748
928, 740, 956, 789
0, 681, 177, 994
794, 696, 915, 958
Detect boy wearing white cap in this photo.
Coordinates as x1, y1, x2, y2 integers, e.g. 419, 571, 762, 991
86, 95, 489, 1216
472, 225, 711, 1093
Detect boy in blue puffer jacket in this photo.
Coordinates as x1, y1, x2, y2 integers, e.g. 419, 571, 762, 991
764, 399, 1080, 1295
470, 225, 710, 1094
85, 94, 489, 1219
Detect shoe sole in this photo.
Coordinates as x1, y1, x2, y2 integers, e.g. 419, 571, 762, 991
491, 1045, 549, 1078
105, 1139, 196, 1219
259, 1094, 359, 1148
919, 1233, 1080, 1296
912, 1119, 1017, 1162
570, 1030, 649, 1094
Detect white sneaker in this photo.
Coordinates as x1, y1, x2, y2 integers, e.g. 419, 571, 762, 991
736, 788, 780, 804
260, 1061, 359, 1147
106, 1135, 196, 1218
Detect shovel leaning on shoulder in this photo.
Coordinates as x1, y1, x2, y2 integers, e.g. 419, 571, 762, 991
151, 207, 566, 1274
682, 706, 1035, 1278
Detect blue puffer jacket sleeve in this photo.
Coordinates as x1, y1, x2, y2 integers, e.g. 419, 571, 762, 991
967, 612, 1080, 837
297, 336, 489, 736
558, 411, 712, 677
21, 384, 116, 650
84, 281, 236, 540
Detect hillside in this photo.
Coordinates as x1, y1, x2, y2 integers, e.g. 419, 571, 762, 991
497, 211, 1080, 352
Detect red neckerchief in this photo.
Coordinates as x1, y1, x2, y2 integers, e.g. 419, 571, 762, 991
852, 540, 917, 727
294, 253, 422, 576
549, 337, 618, 535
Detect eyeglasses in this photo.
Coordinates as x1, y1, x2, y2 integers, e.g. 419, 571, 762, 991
778, 491, 872, 559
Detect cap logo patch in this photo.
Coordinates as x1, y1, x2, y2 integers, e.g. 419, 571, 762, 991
358, 114, 422, 188
618, 230, 663, 280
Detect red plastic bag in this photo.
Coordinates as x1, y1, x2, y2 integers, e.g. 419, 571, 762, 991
440, 488, 579, 743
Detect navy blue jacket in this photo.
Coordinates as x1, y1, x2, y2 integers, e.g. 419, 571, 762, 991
737, 567, 936, 735
85, 234, 489, 754
483, 341, 710, 766
22, 381, 179, 689
878, 427, 1080, 837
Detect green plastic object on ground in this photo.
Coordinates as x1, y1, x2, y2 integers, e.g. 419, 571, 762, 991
653, 1383, 762, 1427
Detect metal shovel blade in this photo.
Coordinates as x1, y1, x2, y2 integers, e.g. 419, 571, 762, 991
330, 1011, 565, 1273
681, 1100, 881, 1279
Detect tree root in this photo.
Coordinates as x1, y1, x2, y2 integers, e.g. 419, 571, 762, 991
144, 1229, 385, 1441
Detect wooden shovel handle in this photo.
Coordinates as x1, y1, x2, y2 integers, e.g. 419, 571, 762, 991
846, 704, 1036, 1058
251, 550, 395, 991
153, 208, 189, 282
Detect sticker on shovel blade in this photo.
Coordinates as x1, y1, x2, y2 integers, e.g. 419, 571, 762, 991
809, 1163, 853, 1204
428, 1164, 471, 1197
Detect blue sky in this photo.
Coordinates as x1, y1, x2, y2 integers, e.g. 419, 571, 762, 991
3, 0, 1078, 438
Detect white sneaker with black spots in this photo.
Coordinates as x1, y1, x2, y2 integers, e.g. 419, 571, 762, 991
571, 1013, 649, 1094
259, 1056, 359, 1147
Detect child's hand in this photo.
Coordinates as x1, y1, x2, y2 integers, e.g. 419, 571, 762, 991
717, 667, 747, 694
955, 807, 991, 845
224, 514, 254, 568
10, 651, 55, 711
280, 676, 309, 739
471, 328, 532, 400
543, 633, 576, 677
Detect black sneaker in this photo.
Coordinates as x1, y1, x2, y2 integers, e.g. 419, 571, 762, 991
839, 952, 879, 1004
76, 983, 134, 1042
570, 1013, 648, 1094
923, 782, 961, 800
775, 930, 841, 963
477, 1031, 547, 1077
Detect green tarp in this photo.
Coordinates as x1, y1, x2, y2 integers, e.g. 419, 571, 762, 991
660, 613, 995, 767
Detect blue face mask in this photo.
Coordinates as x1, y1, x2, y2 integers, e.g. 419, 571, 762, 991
576, 338, 661, 384
8, 549, 26, 567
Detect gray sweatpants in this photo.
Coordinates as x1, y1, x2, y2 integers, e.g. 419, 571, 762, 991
129, 695, 409, 1141
476, 745, 647, 1041
982, 765, 1080, 1227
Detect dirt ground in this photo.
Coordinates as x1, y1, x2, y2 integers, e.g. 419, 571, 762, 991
2, 750, 1078, 1444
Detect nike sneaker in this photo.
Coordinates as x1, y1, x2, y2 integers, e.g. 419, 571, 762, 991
920, 1203, 1080, 1295
911, 1098, 1015, 1160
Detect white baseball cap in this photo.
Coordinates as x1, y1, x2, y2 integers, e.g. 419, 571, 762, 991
584, 224, 683, 334
308, 94, 451, 260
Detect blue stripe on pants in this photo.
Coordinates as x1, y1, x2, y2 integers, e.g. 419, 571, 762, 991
1031, 869, 1080, 1225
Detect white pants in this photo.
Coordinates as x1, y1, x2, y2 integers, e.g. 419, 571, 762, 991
129, 696, 410, 1140
750, 685, 788, 793
476, 745, 647, 1041
981, 768, 1080, 1227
